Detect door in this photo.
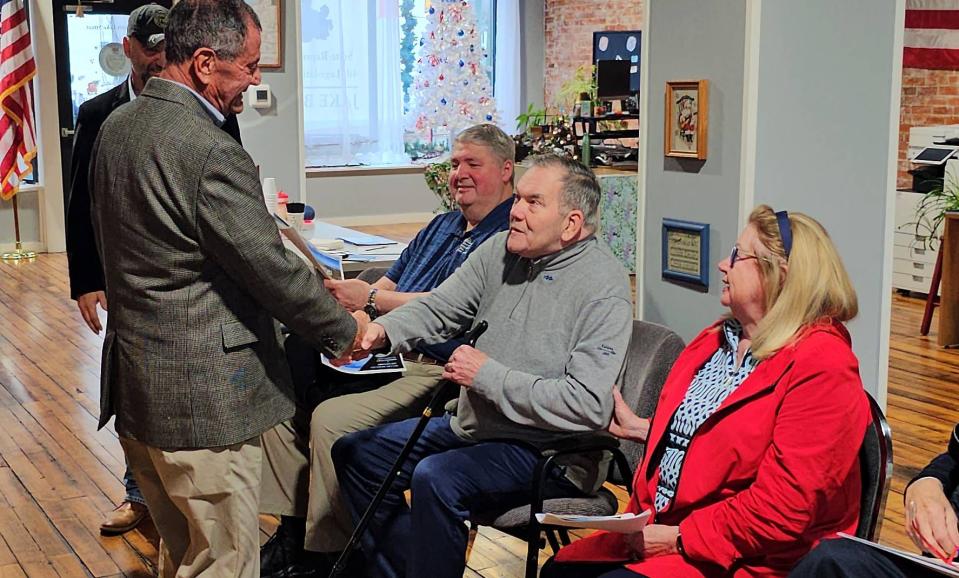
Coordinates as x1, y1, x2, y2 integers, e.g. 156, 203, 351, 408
53, 0, 172, 218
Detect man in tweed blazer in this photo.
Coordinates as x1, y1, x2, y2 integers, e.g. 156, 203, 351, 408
88, 1, 365, 575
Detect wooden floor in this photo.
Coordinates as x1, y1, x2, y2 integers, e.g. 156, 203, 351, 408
0, 227, 954, 575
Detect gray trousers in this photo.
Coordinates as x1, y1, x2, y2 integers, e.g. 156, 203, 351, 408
259, 361, 443, 552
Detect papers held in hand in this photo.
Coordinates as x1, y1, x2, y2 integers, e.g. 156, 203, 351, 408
274, 213, 343, 280
534, 510, 651, 533
838, 533, 959, 577
320, 353, 407, 375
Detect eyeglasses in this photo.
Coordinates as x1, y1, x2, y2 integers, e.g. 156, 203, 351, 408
729, 245, 766, 268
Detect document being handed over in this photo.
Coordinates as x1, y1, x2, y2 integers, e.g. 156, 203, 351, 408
535, 510, 652, 533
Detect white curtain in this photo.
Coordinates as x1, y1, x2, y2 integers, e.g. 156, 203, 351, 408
301, 0, 409, 166
494, 0, 521, 136
357, 0, 408, 164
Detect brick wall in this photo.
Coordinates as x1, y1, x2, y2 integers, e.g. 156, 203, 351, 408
898, 68, 959, 189
543, 0, 644, 111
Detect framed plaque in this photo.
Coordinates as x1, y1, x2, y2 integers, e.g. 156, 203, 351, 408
662, 218, 709, 288
245, 0, 283, 69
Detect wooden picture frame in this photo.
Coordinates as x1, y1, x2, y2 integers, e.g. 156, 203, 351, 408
246, 0, 283, 69
662, 218, 709, 289
664, 80, 708, 159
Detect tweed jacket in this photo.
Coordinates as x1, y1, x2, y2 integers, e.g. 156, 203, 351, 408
66, 78, 242, 299
89, 78, 356, 449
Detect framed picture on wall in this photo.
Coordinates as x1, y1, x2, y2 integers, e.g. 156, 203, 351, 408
661, 218, 709, 289
245, 0, 282, 68
664, 80, 708, 159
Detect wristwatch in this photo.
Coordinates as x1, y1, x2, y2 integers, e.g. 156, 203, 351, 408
364, 288, 379, 320
676, 531, 688, 559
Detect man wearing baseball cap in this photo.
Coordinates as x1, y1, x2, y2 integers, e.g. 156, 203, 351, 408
66, 2, 242, 536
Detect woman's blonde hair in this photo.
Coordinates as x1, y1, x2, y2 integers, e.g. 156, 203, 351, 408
747, 204, 858, 359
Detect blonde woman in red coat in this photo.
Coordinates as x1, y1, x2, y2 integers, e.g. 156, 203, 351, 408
542, 205, 870, 578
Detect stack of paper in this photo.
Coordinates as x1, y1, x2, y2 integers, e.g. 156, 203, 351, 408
534, 510, 651, 533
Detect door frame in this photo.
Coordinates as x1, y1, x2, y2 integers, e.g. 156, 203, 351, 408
52, 0, 172, 218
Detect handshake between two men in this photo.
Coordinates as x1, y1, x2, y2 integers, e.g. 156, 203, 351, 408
334, 311, 489, 389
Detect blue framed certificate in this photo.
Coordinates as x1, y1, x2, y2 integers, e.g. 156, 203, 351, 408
662, 218, 709, 289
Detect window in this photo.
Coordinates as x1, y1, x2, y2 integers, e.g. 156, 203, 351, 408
301, 0, 496, 168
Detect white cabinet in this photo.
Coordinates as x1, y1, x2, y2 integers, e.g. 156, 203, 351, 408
893, 190, 941, 295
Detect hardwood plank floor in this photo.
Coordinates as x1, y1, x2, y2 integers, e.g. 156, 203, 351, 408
0, 232, 954, 575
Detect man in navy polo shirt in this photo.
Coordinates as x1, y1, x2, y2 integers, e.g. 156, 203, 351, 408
259, 124, 515, 577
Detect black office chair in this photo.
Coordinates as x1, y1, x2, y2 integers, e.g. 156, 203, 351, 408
467, 320, 685, 578
856, 391, 894, 541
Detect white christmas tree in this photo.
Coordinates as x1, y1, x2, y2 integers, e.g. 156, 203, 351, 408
407, 0, 499, 137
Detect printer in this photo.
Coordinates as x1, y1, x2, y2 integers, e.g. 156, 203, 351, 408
908, 124, 959, 192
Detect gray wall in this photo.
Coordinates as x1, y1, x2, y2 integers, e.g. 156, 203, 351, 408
237, 0, 303, 197
752, 0, 899, 395
521, 0, 545, 110
641, 0, 747, 339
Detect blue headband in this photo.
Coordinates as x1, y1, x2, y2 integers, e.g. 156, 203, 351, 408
775, 210, 792, 259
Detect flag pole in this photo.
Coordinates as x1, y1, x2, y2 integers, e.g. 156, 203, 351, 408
2, 194, 36, 261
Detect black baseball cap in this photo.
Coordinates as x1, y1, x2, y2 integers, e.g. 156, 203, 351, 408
127, 4, 168, 49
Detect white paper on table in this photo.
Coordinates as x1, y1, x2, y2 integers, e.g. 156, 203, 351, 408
534, 510, 651, 533
838, 533, 959, 577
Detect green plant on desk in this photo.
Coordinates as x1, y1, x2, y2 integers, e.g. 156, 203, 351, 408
554, 64, 596, 115
515, 103, 548, 135
911, 172, 959, 250
424, 160, 455, 212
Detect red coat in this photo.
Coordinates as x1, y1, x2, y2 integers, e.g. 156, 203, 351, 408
554, 320, 869, 578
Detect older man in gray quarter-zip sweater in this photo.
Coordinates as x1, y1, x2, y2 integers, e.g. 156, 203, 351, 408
332, 154, 634, 578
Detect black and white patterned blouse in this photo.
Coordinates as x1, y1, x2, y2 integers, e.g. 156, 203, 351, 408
654, 319, 759, 513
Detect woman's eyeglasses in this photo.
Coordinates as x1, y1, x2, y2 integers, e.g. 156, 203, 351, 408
729, 245, 764, 268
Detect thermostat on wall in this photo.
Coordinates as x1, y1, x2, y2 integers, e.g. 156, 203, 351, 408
248, 84, 272, 109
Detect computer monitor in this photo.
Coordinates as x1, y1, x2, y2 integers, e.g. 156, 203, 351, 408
596, 59, 632, 99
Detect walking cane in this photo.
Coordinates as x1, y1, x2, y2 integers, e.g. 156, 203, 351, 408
328, 320, 489, 578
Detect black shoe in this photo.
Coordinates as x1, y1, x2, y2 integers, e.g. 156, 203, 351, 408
261, 518, 316, 578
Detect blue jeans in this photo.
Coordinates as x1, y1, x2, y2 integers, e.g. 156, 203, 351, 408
332, 414, 579, 578
123, 464, 146, 505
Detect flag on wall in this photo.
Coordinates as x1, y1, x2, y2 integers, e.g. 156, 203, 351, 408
0, 0, 36, 201
904, 0, 959, 70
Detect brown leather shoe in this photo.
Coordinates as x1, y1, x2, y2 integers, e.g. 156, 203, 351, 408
99, 501, 148, 535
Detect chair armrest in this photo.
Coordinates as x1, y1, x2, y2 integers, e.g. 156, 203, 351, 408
540, 434, 620, 458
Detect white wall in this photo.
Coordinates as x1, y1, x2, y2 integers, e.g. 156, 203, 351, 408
24, 0, 546, 249
1, 0, 64, 252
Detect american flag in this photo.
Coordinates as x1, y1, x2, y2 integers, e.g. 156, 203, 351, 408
0, 0, 35, 201
905, 0, 959, 70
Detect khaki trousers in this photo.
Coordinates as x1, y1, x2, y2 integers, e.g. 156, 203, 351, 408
121, 436, 262, 578
260, 361, 443, 552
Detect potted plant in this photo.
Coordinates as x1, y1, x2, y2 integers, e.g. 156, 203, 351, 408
423, 160, 455, 212
910, 172, 959, 250
554, 64, 596, 117
516, 103, 548, 136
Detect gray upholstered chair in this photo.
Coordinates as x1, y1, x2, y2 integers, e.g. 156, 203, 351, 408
467, 319, 685, 578
856, 391, 893, 541
355, 266, 390, 284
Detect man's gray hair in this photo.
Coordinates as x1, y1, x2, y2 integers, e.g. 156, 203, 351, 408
165, 0, 261, 65
454, 124, 516, 184
526, 154, 601, 231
